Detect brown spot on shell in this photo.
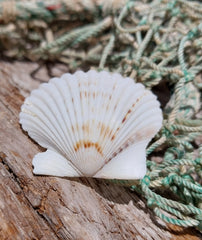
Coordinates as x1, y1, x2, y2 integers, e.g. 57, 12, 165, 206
98, 122, 112, 139
74, 140, 103, 156
111, 127, 120, 141
120, 92, 149, 128
113, 152, 118, 158
114, 104, 118, 111
107, 140, 132, 162
111, 135, 115, 141
121, 108, 132, 123
82, 123, 90, 134
81, 122, 113, 137
71, 124, 79, 133
110, 92, 148, 141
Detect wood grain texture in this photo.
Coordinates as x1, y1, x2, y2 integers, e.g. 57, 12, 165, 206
0, 61, 201, 240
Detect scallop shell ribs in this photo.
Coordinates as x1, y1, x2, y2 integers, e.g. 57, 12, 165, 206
19, 70, 162, 179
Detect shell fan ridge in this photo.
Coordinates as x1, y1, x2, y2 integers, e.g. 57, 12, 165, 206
19, 70, 163, 180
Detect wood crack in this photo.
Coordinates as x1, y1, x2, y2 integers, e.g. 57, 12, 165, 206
0, 151, 59, 240
0, 98, 16, 118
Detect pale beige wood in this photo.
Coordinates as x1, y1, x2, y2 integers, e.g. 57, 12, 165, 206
0, 61, 201, 240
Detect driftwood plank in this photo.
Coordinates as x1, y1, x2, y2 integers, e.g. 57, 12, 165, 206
0, 61, 201, 240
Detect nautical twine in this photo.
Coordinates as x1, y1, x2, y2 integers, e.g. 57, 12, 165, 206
0, 0, 201, 230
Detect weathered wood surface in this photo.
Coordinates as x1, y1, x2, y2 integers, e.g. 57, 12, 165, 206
0, 61, 201, 240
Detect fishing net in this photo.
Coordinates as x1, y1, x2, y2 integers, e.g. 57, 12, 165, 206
0, 0, 201, 230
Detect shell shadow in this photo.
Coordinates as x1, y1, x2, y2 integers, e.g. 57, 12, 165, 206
64, 177, 202, 237
66, 176, 149, 211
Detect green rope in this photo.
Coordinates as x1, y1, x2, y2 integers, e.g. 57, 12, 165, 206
34, 26, 93, 54
99, 34, 115, 69
153, 207, 199, 227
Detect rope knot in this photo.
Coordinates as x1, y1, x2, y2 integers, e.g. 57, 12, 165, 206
187, 28, 199, 40
171, 7, 180, 16
152, 24, 160, 32
141, 175, 150, 186
181, 174, 194, 182
159, 43, 170, 52
150, 71, 161, 79
162, 125, 173, 138
162, 173, 176, 187
183, 70, 195, 82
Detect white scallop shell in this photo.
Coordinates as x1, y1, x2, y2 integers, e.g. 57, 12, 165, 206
19, 70, 162, 179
